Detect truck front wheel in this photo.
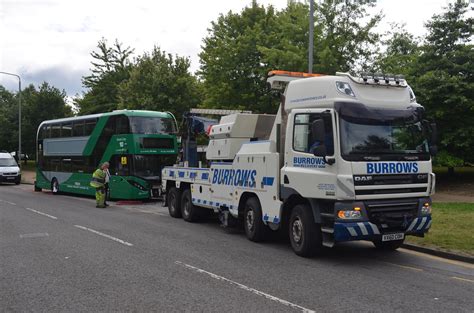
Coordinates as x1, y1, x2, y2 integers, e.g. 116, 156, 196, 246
289, 204, 322, 257
167, 187, 182, 218
244, 197, 268, 242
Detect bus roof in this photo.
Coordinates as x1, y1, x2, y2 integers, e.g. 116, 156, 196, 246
39, 110, 174, 125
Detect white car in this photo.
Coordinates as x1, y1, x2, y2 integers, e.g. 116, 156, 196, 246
0, 151, 21, 185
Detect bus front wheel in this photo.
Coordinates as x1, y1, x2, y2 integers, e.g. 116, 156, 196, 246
51, 178, 59, 195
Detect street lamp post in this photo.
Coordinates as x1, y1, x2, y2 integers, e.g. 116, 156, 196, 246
0, 71, 22, 169
308, 0, 314, 73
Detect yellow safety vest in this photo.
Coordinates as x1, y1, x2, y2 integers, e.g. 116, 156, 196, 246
90, 168, 106, 188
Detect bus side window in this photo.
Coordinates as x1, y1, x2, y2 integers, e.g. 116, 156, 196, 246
73, 121, 85, 137
61, 123, 72, 137
115, 115, 130, 134
84, 119, 97, 136
44, 125, 51, 138
51, 124, 61, 138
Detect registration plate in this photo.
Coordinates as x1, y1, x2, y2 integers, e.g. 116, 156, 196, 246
382, 233, 404, 242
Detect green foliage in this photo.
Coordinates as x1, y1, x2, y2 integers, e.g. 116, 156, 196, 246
0, 83, 72, 157
199, 1, 278, 113
433, 150, 464, 168
198, 0, 382, 113
374, 24, 421, 77
75, 39, 134, 115
118, 47, 202, 119
377, 1, 473, 163
407, 202, 474, 255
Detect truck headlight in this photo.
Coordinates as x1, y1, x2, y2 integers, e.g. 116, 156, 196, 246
337, 207, 362, 219
421, 202, 432, 215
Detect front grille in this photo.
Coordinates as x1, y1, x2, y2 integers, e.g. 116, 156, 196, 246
366, 200, 418, 232
354, 173, 428, 186
2, 172, 18, 176
356, 187, 427, 195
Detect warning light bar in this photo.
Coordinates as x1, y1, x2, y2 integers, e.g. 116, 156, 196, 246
268, 70, 325, 78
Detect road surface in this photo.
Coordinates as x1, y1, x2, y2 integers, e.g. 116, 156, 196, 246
1, 184, 473, 312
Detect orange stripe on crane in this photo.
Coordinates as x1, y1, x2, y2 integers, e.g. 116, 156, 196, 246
268, 70, 325, 78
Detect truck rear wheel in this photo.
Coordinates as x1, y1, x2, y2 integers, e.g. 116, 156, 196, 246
181, 189, 200, 222
167, 187, 182, 218
373, 239, 405, 251
244, 197, 268, 242
289, 204, 322, 257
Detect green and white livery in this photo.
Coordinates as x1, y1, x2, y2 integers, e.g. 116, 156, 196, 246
35, 110, 178, 200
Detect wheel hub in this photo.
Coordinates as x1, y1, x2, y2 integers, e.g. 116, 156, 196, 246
292, 218, 303, 243
246, 209, 254, 231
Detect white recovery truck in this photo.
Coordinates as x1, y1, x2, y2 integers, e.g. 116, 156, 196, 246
162, 70, 436, 257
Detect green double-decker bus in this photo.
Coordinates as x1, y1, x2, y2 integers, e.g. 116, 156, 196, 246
35, 110, 178, 200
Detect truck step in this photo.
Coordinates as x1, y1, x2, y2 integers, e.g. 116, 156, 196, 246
322, 231, 335, 248
320, 213, 334, 220
321, 226, 334, 234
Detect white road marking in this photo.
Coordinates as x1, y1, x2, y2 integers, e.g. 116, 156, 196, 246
175, 261, 316, 313
25, 207, 57, 220
20, 233, 49, 238
74, 225, 133, 247
383, 261, 423, 272
451, 276, 474, 283
4, 201, 16, 205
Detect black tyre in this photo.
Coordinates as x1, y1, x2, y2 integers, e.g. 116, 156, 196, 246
167, 187, 182, 218
289, 204, 322, 257
181, 189, 200, 222
51, 178, 59, 195
34, 184, 42, 192
244, 197, 268, 242
373, 238, 405, 251
15, 179, 20, 185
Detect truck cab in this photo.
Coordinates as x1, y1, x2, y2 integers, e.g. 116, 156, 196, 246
269, 71, 436, 254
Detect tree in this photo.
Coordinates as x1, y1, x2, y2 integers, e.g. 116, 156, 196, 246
413, 0, 473, 164
199, 1, 278, 113
0, 86, 18, 152
198, 0, 382, 113
21, 83, 73, 158
0, 83, 72, 158
374, 24, 421, 77
75, 39, 134, 115
118, 47, 203, 119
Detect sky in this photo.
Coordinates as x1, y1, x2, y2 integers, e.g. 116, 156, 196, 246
0, 0, 469, 98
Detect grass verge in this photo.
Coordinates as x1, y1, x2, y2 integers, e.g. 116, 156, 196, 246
407, 202, 474, 256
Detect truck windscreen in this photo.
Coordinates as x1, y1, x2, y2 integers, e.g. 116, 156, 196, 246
337, 103, 430, 161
